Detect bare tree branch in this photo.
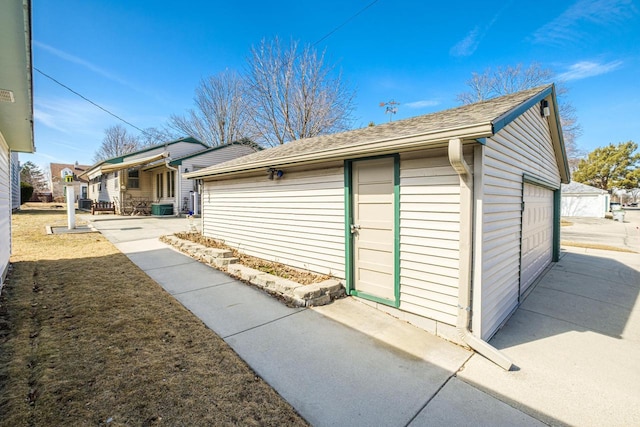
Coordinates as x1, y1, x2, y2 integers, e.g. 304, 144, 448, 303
93, 124, 141, 163
244, 37, 355, 147
168, 70, 252, 146
457, 62, 582, 162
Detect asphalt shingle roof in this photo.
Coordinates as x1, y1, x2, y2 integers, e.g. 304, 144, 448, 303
188, 85, 552, 178
562, 182, 608, 194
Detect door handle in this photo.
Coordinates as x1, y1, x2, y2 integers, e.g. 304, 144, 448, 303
350, 224, 361, 234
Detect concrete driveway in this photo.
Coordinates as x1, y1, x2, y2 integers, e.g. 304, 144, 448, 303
561, 208, 640, 253
88, 214, 640, 426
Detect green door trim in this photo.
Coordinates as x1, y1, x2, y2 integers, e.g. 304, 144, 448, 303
344, 155, 400, 308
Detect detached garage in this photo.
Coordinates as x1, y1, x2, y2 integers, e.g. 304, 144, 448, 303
185, 85, 570, 369
561, 181, 609, 218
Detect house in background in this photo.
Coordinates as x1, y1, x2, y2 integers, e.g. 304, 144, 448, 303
81, 137, 260, 215
50, 162, 91, 202
1, 0, 35, 286
186, 85, 569, 369
561, 182, 609, 218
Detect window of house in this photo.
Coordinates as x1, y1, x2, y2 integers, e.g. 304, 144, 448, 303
167, 170, 175, 198
156, 173, 163, 199
128, 169, 139, 189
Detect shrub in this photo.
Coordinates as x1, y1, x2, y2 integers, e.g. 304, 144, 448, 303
20, 182, 33, 204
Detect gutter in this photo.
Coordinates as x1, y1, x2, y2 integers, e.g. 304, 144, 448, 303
184, 122, 494, 180
448, 138, 513, 371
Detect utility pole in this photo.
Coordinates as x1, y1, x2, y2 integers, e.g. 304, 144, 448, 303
380, 100, 400, 122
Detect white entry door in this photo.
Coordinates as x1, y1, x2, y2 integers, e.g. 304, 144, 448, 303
521, 183, 554, 296
352, 157, 396, 302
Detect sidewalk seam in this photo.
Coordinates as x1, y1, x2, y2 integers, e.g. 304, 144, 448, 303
221, 309, 307, 340
170, 281, 239, 295
402, 352, 474, 427
454, 376, 553, 426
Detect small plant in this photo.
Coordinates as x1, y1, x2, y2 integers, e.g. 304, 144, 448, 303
173, 233, 330, 285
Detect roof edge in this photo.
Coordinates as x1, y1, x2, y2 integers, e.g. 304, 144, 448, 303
184, 123, 493, 180
169, 140, 262, 166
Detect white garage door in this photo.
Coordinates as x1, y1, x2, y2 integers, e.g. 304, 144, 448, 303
521, 183, 554, 296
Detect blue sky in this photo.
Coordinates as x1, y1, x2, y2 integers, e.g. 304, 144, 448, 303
26, 0, 640, 170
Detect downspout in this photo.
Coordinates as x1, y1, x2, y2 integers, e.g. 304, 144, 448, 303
448, 138, 513, 371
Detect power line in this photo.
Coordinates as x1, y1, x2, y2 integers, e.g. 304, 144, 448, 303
33, 67, 148, 135
313, 0, 380, 46
35, 2, 381, 134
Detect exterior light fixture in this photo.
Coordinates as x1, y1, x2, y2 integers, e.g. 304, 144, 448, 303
267, 168, 284, 180
540, 99, 550, 117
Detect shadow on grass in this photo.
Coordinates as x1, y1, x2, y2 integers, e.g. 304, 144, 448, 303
1, 251, 308, 426
14, 208, 71, 216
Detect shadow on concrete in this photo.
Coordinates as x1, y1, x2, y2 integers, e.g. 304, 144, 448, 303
493, 248, 640, 346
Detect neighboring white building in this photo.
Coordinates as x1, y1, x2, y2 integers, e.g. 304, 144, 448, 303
186, 85, 570, 369
81, 138, 260, 215
1, 0, 35, 286
561, 182, 609, 218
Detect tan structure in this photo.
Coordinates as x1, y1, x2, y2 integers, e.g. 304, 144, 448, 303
186, 86, 570, 369
81, 138, 260, 215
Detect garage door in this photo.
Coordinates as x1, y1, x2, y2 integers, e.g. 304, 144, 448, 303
521, 183, 553, 296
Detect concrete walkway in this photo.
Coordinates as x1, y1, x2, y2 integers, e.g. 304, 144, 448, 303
87, 214, 640, 426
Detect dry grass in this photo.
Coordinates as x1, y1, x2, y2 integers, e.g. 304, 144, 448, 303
561, 240, 638, 253
560, 219, 573, 226
0, 206, 307, 426
174, 232, 331, 285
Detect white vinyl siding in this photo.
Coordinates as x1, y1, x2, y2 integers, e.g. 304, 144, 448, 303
202, 165, 345, 277
398, 150, 468, 326
478, 106, 561, 340
179, 144, 258, 214
1, 139, 10, 283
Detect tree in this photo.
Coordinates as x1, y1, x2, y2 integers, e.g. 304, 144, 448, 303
20, 161, 48, 192
456, 63, 582, 163
244, 37, 355, 146
168, 70, 251, 146
572, 141, 640, 190
93, 124, 141, 163
139, 127, 177, 147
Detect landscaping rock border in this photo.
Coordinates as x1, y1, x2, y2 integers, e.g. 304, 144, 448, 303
160, 235, 345, 307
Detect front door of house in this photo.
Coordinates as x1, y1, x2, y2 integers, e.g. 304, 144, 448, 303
351, 157, 396, 303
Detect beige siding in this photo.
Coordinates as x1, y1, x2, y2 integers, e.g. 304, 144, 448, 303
399, 149, 469, 326
179, 145, 258, 212
1, 138, 10, 283
478, 106, 561, 340
202, 165, 345, 277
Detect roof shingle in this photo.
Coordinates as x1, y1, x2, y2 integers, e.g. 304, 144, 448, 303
187, 85, 553, 179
